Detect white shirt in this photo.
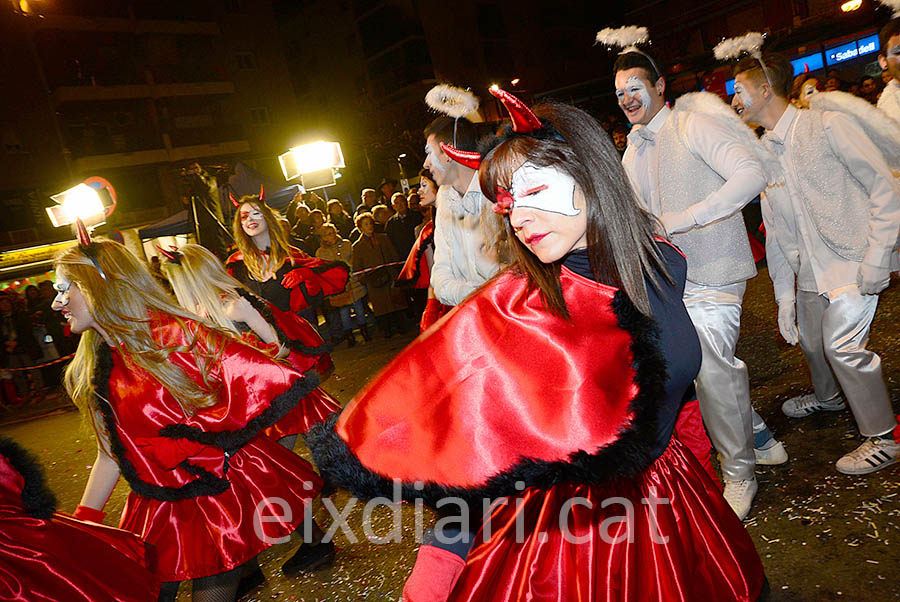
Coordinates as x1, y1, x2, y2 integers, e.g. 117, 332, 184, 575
430, 174, 503, 305
622, 105, 767, 233
877, 80, 900, 124
764, 103, 900, 301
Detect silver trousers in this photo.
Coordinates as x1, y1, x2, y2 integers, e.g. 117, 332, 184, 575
683, 281, 761, 481
796, 288, 895, 437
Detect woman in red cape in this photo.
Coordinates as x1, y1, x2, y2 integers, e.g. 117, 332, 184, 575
396, 168, 451, 331
307, 93, 767, 602
52, 235, 334, 601
160, 243, 340, 445
226, 194, 349, 328
0, 436, 159, 601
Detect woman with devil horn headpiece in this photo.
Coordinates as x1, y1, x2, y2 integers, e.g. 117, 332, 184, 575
226, 191, 350, 328
307, 90, 767, 601
53, 231, 335, 601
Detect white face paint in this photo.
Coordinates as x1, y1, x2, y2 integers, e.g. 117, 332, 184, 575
734, 82, 754, 109
616, 76, 652, 110
509, 162, 580, 216
52, 274, 71, 308
801, 82, 818, 99
423, 137, 449, 178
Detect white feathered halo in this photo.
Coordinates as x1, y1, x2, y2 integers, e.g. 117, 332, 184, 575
596, 25, 650, 53
713, 32, 766, 61
877, 0, 900, 17
425, 84, 479, 119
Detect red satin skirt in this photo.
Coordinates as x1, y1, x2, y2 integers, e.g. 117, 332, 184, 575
0, 508, 159, 601
119, 435, 322, 582
449, 437, 764, 602
262, 387, 341, 440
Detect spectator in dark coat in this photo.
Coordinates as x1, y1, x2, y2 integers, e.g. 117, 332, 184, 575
385, 192, 424, 260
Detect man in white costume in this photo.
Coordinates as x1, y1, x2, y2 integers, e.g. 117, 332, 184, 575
878, 18, 900, 122
613, 47, 785, 521
732, 50, 900, 475
422, 115, 506, 306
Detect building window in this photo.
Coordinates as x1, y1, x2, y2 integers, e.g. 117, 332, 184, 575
250, 107, 270, 126
236, 52, 257, 70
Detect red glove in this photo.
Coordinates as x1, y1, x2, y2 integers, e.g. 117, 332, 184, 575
73, 505, 106, 523
281, 267, 315, 289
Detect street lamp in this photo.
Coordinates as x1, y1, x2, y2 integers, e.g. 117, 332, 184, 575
278, 141, 345, 192
46, 183, 105, 228
841, 0, 862, 12
397, 153, 407, 179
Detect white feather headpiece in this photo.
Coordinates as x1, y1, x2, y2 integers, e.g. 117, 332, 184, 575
595, 26, 649, 53
713, 32, 766, 61
877, 0, 900, 17
425, 84, 479, 119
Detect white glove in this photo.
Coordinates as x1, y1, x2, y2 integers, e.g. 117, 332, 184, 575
777, 301, 799, 346
658, 209, 696, 235
856, 262, 891, 295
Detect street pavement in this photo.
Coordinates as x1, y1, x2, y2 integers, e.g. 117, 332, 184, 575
2, 266, 899, 601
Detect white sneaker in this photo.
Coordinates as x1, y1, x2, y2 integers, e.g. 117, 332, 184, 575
781, 394, 846, 418
754, 440, 788, 465
723, 478, 758, 521
836, 438, 900, 475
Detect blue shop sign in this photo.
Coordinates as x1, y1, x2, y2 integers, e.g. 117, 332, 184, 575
857, 34, 879, 57
826, 41, 860, 65
791, 53, 825, 75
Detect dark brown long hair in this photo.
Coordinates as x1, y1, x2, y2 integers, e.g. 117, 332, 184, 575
479, 101, 670, 317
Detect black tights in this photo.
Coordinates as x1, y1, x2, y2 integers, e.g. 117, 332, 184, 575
157, 562, 244, 602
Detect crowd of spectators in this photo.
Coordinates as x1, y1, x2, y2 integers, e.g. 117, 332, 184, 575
0, 281, 77, 407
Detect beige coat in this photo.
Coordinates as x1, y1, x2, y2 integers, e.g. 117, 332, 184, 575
352, 234, 407, 316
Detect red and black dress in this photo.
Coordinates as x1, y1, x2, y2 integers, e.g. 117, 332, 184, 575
307, 241, 766, 601
233, 290, 340, 440
0, 437, 159, 601
95, 313, 324, 582
226, 247, 349, 315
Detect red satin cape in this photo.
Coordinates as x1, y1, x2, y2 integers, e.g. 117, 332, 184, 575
0, 452, 159, 601
107, 315, 322, 581
337, 267, 638, 487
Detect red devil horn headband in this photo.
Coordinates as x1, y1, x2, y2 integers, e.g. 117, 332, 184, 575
229, 191, 239, 207
258, 185, 265, 202
75, 218, 92, 247
230, 185, 265, 207
439, 142, 482, 169
155, 245, 181, 264
489, 86, 542, 133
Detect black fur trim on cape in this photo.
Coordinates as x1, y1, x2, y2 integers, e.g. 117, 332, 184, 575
237, 289, 332, 356
305, 289, 665, 510
93, 344, 231, 501
159, 368, 320, 452
395, 228, 434, 289
0, 436, 58, 518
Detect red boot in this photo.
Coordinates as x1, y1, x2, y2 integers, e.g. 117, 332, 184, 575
402, 545, 466, 602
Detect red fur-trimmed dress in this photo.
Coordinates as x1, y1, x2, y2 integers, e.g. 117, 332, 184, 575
0, 437, 159, 601
308, 242, 765, 601
94, 313, 323, 582
234, 290, 340, 440
226, 247, 349, 315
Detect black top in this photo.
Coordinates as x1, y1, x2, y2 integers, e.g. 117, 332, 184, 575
385, 211, 424, 259
230, 260, 293, 313
562, 242, 700, 461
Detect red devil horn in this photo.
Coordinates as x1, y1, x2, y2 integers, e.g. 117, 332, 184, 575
489, 86, 542, 133
229, 191, 240, 207
75, 218, 92, 247
155, 245, 179, 262
258, 185, 265, 202
439, 142, 482, 169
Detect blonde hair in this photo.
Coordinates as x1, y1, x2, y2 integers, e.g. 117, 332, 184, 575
231, 197, 294, 281
160, 244, 245, 335
57, 239, 233, 423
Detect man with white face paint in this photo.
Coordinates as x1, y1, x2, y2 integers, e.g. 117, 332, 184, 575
615, 49, 783, 521
422, 116, 507, 306
732, 50, 900, 476
878, 19, 900, 122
